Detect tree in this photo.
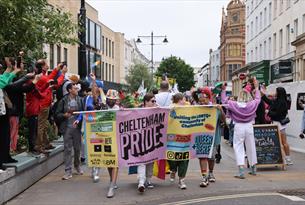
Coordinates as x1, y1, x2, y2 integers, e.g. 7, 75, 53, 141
0, 0, 78, 59
125, 63, 152, 92
156, 56, 195, 92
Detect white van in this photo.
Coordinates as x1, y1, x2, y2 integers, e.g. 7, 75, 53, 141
267, 81, 305, 153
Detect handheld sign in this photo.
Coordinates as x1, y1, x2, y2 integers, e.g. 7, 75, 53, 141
253, 124, 285, 170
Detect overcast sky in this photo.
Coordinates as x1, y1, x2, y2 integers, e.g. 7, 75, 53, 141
86, 0, 231, 68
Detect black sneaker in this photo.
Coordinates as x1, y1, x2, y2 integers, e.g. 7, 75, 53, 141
215, 154, 222, 164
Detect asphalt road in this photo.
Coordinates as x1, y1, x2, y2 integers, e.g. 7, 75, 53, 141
6, 141, 305, 205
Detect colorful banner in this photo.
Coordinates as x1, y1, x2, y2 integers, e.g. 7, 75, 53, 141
84, 111, 118, 168
116, 108, 169, 167
82, 106, 218, 167
167, 106, 218, 159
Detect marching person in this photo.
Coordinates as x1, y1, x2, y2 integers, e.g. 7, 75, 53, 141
137, 93, 156, 193
221, 79, 260, 179
192, 87, 225, 186
261, 86, 292, 165
55, 83, 84, 180
168, 93, 189, 189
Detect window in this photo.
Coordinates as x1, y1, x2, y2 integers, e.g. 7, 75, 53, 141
251, 21, 254, 38
273, 33, 277, 58
247, 52, 250, 63
255, 47, 258, 61
112, 42, 114, 59
251, 0, 254, 11
95, 54, 101, 79
247, 25, 250, 40
279, 0, 283, 13
227, 44, 241, 57
57, 45, 61, 64
96, 25, 101, 50
89, 20, 95, 48
263, 41, 267, 60
102, 62, 104, 80
260, 12, 263, 31
274, 0, 277, 18
227, 64, 233, 80
294, 18, 298, 38
286, 24, 290, 53
269, 2, 272, 24
106, 38, 108, 56
268, 37, 271, 59
279, 29, 283, 56
64, 48, 68, 63
303, 14, 305, 33
259, 44, 262, 60
255, 16, 258, 35
89, 51, 95, 74
247, 6, 250, 16
86, 18, 89, 45
102, 36, 104, 53
50, 44, 54, 70
251, 50, 254, 62
109, 39, 111, 58
108, 64, 111, 81
112, 65, 114, 82
287, 0, 291, 8
264, 7, 267, 28
105, 63, 108, 81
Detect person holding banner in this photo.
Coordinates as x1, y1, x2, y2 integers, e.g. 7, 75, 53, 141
137, 93, 157, 193
168, 93, 189, 189
192, 87, 225, 186
221, 79, 260, 179
55, 83, 84, 180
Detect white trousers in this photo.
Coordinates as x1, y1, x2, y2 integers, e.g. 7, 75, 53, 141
137, 163, 154, 185
233, 122, 257, 166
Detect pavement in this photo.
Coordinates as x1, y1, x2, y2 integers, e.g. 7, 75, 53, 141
6, 141, 305, 205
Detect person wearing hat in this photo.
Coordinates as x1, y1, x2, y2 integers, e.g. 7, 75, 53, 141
192, 87, 225, 187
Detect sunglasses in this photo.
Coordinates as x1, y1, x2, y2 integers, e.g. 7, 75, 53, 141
150, 99, 156, 103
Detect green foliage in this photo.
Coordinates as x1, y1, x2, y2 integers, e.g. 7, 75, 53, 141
125, 63, 153, 92
156, 56, 195, 92
0, 0, 78, 59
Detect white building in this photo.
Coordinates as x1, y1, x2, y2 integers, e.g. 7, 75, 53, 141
245, 0, 272, 64
209, 48, 221, 86
270, 0, 305, 83
123, 39, 150, 83
195, 64, 209, 88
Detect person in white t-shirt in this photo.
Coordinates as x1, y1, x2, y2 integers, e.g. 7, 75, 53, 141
155, 81, 173, 107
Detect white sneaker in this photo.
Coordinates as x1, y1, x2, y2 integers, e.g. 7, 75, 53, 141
179, 179, 187, 190
62, 173, 72, 180
285, 158, 293, 165
107, 186, 115, 198
75, 167, 84, 175
93, 175, 100, 183
170, 171, 176, 183
138, 184, 145, 193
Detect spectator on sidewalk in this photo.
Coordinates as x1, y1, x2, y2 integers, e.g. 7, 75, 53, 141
261, 86, 292, 165
0, 58, 22, 170
34, 61, 64, 153
55, 83, 84, 180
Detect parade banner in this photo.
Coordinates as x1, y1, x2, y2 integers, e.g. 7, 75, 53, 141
84, 111, 118, 168
116, 108, 169, 167
167, 106, 218, 159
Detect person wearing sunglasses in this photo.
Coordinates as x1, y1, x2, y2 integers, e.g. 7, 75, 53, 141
137, 93, 157, 193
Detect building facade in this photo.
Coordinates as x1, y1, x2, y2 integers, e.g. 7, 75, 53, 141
123, 39, 150, 84
209, 48, 221, 86
270, 0, 305, 83
220, 0, 246, 86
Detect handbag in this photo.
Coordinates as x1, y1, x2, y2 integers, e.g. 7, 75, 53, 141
280, 117, 290, 125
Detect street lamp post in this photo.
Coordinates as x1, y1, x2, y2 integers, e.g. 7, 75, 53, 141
79, 0, 87, 79
136, 31, 168, 75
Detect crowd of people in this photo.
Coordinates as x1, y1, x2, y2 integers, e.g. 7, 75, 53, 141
0, 56, 299, 198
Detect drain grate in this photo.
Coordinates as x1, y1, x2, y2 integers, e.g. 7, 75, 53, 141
278, 189, 305, 196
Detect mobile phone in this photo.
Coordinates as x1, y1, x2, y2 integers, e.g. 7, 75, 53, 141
17, 56, 22, 68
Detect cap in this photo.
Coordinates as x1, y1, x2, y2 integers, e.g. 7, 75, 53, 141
106, 89, 119, 100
